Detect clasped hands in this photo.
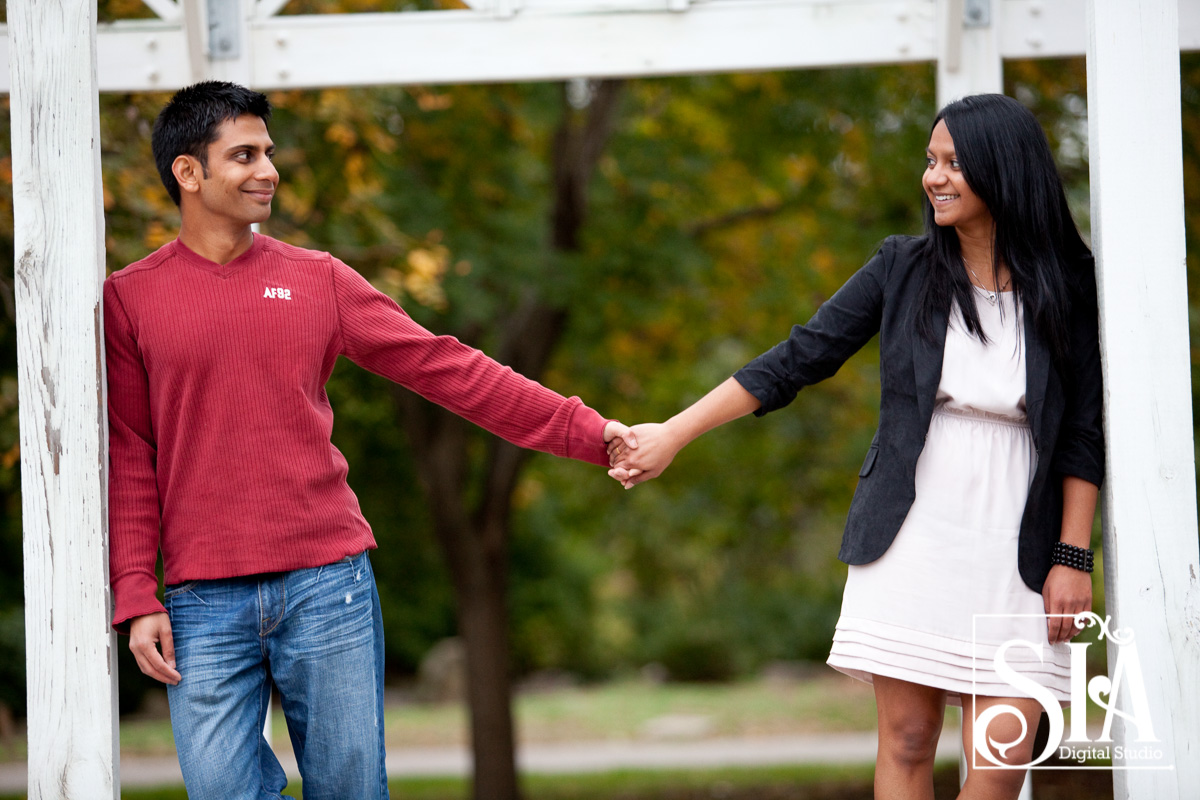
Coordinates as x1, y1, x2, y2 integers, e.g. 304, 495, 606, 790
604, 421, 680, 489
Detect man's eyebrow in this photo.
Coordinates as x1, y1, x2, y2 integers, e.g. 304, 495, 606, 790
223, 142, 274, 154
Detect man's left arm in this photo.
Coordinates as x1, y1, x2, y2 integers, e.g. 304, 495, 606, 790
329, 258, 630, 465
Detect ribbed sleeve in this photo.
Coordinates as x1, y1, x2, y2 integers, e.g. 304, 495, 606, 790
330, 258, 609, 466
105, 280, 169, 630
104, 235, 609, 632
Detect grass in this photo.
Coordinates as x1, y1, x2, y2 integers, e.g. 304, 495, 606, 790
0, 762, 1120, 800
379, 674, 880, 748
0, 763, 885, 800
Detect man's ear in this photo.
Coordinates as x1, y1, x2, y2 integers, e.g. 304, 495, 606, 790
173, 155, 202, 196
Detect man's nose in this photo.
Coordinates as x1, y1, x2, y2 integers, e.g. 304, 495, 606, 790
257, 157, 279, 183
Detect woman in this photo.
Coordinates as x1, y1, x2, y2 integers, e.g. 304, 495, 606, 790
608, 94, 1103, 800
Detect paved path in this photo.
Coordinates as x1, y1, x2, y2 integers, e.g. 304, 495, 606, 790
0, 730, 963, 792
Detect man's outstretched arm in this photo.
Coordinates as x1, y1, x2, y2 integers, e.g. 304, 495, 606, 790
331, 258, 632, 466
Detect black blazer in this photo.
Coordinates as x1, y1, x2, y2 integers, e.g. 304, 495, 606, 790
734, 235, 1105, 593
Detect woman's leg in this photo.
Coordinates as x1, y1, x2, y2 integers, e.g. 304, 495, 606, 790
959, 695, 1043, 800
872, 675, 948, 800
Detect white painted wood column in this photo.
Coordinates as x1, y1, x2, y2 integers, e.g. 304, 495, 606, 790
936, 0, 1002, 109
7, 0, 119, 796
1087, 0, 1200, 797
207, 0, 257, 85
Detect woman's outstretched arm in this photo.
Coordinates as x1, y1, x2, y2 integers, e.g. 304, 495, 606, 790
607, 377, 761, 488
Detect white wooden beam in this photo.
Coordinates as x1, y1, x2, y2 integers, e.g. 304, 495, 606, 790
2, 0, 1200, 93
7, 0, 119, 795
1087, 0, 1200, 797
256, 1, 936, 89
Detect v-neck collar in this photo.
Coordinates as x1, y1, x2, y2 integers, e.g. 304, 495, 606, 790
172, 233, 266, 278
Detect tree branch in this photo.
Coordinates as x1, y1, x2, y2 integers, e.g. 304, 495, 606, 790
685, 199, 793, 239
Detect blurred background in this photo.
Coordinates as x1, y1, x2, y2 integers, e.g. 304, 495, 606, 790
0, 1, 1197, 796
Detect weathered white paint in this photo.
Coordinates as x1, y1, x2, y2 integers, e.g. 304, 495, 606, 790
1087, 0, 1200, 797
1, 0, 1198, 93
7, 0, 118, 795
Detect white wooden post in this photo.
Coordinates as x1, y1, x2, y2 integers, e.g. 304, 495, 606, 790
936, 0, 1002, 108
204, 0, 256, 85
8, 0, 119, 796
1087, 1, 1200, 797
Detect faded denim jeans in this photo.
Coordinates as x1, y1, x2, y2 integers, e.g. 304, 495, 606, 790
164, 551, 389, 799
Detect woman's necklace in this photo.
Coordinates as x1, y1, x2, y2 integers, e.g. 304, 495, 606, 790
965, 261, 1010, 305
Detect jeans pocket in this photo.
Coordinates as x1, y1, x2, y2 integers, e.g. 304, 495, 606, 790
164, 582, 199, 600
164, 582, 209, 616
315, 551, 366, 581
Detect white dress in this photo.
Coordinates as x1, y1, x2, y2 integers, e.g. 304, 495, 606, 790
826, 288, 1071, 706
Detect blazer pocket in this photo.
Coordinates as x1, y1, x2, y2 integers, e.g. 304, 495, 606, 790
859, 445, 879, 477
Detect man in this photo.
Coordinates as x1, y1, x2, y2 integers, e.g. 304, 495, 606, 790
106, 81, 632, 799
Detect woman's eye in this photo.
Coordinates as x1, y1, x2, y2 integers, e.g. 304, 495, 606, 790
950, 159, 960, 169
925, 157, 935, 167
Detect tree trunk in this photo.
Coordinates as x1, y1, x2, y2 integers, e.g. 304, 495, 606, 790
395, 79, 624, 800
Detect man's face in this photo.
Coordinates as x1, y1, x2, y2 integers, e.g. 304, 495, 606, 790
187, 113, 278, 228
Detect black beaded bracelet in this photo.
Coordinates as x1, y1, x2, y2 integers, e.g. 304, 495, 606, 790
1052, 541, 1094, 573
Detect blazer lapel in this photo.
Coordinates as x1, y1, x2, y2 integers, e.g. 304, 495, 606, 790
914, 306, 948, 427
1023, 308, 1049, 447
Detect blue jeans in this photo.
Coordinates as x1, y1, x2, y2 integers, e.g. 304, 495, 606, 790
164, 551, 389, 800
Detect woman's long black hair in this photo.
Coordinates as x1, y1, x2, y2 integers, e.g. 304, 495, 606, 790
915, 94, 1091, 364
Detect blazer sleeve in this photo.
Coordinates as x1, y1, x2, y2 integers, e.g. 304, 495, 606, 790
734, 239, 889, 416
1049, 260, 1105, 487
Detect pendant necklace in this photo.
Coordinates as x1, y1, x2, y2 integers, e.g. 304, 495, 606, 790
965, 262, 1010, 305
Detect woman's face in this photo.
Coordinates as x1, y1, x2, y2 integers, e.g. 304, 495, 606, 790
923, 120, 993, 237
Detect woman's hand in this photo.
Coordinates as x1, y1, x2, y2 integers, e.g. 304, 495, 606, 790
603, 420, 638, 452
608, 422, 682, 488
605, 378, 761, 490
1042, 565, 1093, 644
